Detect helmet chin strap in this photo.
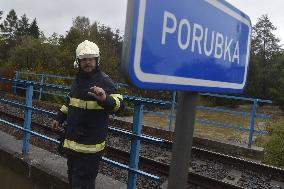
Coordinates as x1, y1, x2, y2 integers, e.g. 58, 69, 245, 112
96, 57, 100, 66
74, 59, 79, 68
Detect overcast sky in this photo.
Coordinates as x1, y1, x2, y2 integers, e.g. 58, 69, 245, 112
1, 0, 284, 44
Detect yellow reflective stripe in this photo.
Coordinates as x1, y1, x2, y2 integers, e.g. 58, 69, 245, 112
63, 139, 105, 153
110, 94, 123, 112
70, 98, 86, 108
69, 98, 103, 110
86, 100, 103, 110
60, 105, 68, 114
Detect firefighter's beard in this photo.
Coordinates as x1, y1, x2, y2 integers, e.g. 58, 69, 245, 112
78, 65, 98, 78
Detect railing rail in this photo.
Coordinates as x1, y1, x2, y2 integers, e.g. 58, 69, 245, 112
11, 71, 273, 147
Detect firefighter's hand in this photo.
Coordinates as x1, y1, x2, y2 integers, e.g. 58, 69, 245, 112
52, 120, 61, 132
88, 86, 106, 102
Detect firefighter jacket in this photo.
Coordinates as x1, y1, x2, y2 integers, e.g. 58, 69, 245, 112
56, 69, 123, 155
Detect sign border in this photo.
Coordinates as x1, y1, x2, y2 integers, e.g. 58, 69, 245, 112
121, 0, 252, 91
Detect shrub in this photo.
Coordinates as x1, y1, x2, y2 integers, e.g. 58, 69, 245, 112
264, 120, 284, 167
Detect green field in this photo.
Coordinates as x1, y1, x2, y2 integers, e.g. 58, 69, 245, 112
141, 105, 283, 146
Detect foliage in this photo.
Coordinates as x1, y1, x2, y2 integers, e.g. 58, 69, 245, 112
248, 15, 283, 99
72, 16, 90, 36
0, 9, 42, 64
0, 10, 3, 21
17, 14, 30, 38
0, 9, 18, 44
269, 55, 284, 110
6, 36, 61, 72
29, 18, 40, 38
244, 54, 263, 98
0, 9, 18, 61
251, 15, 282, 62
0, 9, 283, 108
264, 120, 284, 167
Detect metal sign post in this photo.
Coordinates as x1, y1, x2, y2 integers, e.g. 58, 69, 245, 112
167, 92, 198, 189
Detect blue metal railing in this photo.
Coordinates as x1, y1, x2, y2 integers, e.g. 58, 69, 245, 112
12, 71, 273, 147
13, 71, 72, 99
1, 78, 169, 189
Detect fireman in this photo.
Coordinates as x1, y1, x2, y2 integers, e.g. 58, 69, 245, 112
52, 40, 124, 189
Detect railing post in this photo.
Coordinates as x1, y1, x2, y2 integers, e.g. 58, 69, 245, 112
248, 99, 258, 148
39, 74, 44, 100
169, 91, 176, 130
13, 71, 19, 95
22, 85, 33, 156
128, 104, 144, 189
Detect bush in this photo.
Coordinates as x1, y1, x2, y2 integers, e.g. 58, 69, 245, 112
264, 121, 284, 167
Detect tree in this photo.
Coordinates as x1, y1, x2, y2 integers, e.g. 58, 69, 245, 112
29, 18, 40, 38
0, 34, 5, 63
245, 54, 263, 98
113, 28, 123, 56
248, 15, 283, 99
0, 9, 19, 62
72, 16, 90, 37
89, 22, 99, 39
7, 36, 41, 71
0, 10, 4, 62
47, 32, 61, 46
1, 9, 18, 44
252, 15, 281, 62
17, 14, 30, 37
6, 36, 63, 73
0, 10, 3, 21
269, 54, 284, 110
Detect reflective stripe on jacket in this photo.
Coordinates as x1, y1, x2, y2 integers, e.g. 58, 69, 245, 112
56, 70, 123, 154
63, 139, 105, 153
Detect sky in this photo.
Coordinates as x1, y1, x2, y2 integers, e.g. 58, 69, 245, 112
1, 0, 284, 44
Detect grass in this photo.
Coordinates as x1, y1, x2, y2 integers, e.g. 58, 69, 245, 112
142, 104, 284, 146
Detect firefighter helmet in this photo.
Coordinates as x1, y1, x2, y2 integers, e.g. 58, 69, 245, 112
74, 40, 100, 68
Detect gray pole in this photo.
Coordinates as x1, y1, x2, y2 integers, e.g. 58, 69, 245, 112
167, 92, 198, 189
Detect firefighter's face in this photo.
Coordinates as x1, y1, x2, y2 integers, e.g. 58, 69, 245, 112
79, 58, 96, 72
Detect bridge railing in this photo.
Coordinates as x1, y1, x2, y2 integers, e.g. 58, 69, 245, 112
1, 77, 169, 189
12, 71, 272, 147
13, 71, 72, 98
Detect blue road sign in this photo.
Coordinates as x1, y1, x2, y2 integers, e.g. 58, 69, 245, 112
121, 0, 252, 93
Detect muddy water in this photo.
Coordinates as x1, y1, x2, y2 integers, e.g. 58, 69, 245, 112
0, 163, 32, 189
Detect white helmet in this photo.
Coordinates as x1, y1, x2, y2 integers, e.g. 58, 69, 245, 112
74, 40, 100, 68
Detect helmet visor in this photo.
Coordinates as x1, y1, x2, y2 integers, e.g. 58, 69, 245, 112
78, 54, 98, 59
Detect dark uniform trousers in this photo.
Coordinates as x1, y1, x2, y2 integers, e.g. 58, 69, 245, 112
67, 152, 102, 189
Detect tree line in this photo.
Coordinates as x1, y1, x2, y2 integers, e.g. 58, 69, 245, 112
0, 9, 283, 109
